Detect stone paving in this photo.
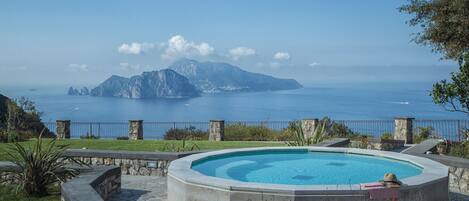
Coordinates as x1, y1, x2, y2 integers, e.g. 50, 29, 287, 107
111, 175, 469, 201
109, 175, 167, 201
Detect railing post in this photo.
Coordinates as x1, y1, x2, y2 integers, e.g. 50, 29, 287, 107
128, 120, 143, 140
56, 120, 71, 139
209, 120, 224, 141
394, 117, 414, 144
301, 119, 319, 139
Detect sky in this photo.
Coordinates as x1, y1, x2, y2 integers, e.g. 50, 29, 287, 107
0, 0, 458, 87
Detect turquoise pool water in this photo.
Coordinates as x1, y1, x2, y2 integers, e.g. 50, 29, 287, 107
191, 151, 422, 185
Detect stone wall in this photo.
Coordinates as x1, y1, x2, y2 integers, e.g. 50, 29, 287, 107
449, 166, 469, 194
73, 156, 171, 176
61, 166, 121, 201
64, 149, 199, 176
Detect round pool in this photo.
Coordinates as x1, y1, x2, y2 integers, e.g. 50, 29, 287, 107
168, 147, 449, 201
191, 150, 422, 185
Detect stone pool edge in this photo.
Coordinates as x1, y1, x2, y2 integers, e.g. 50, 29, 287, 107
168, 147, 449, 201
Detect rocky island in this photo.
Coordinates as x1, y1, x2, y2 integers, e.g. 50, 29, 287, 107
68, 59, 302, 99
90, 69, 199, 99
170, 59, 302, 93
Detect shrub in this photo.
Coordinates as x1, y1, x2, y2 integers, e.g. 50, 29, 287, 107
79, 133, 100, 140
2, 134, 84, 196
116, 136, 129, 140
164, 126, 208, 140
413, 126, 435, 143
319, 117, 354, 137
0, 130, 25, 143
448, 142, 468, 158
224, 123, 280, 141
381, 132, 393, 140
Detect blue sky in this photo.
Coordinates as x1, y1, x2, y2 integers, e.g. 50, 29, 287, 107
0, 0, 458, 86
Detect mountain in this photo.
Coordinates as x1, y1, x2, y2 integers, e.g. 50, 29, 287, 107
169, 59, 302, 93
68, 87, 89, 96
90, 69, 199, 99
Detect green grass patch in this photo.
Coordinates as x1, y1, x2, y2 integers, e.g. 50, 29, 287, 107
0, 139, 285, 161
0, 185, 59, 201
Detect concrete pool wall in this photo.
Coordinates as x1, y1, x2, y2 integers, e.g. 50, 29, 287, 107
168, 147, 449, 201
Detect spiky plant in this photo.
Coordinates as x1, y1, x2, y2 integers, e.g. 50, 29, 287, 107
162, 134, 200, 152
3, 132, 83, 197
285, 121, 328, 146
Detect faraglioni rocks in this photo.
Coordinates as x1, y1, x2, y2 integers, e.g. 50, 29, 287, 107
90, 69, 200, 99
169, 58, 302, 93
67, 87, 90, 96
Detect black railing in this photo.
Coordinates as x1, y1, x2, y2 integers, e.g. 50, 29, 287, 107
414, 120, 469, 142
335, 120, 394, 137
42, 119, 469, 141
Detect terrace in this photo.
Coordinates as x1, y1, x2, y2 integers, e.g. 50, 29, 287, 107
1, 117, 469, 201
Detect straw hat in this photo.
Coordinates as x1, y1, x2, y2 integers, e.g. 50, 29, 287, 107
380, 173, 401, 188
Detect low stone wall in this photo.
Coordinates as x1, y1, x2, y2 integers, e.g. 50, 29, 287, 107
368, 138, 405, 151
419, 154, 469, 195
402, 139, 469, 195
61, 166, 121, 201
64, 149, 200, 176
0, 161, 21, 185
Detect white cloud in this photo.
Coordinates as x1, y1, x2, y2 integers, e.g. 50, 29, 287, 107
309, 62, 321, 67
228, 47, 256, 60
273, 52, 290, 61
117, 42, 155, 55
161, 35, 214, 60
68, 64, 88, 72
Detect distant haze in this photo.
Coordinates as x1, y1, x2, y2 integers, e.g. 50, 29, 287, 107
0, 0, 458, 87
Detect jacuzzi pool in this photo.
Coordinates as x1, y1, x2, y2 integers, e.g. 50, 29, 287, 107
168, 147, 449, 201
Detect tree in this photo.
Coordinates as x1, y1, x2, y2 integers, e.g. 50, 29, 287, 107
399, 0, 469, 60
400, 0, 469, 114
432, 54, 469, 114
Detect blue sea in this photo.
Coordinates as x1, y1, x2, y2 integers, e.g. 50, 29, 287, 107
1, 82, 468, 122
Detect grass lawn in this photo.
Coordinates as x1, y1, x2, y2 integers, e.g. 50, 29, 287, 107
0, 185, 59, 201
0, 139, 285, 161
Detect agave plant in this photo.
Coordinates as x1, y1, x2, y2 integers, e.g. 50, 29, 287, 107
3, 133, 83, 196
285, 121, 328, 146
162, 134, 200, 152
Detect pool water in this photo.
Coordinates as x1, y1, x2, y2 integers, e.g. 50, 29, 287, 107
191, 151, 422, 185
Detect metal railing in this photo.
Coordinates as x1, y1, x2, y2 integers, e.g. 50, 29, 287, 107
335, 120, 394, 137
42, 119, 469, 141
414, 120, 469, 142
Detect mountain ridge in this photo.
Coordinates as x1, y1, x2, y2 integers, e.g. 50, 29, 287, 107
169, 59, 302, 93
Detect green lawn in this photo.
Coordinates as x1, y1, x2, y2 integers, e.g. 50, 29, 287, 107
0, 185, 59, 201
0, 139, 285, 161
0, 139, 284, 201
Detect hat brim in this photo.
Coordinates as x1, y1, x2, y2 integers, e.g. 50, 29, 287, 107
380, 180, 402, 187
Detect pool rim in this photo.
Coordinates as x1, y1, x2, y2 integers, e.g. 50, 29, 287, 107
168, 147, 448, 193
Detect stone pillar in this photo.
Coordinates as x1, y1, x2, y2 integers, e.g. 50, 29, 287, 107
394, 117, 414, 144
209, 120, 224, 141
128, 120, 143, 140
301, 119, 319, 139
56, 120, 71, 139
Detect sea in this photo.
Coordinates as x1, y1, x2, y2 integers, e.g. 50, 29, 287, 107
1, 82, 468, 122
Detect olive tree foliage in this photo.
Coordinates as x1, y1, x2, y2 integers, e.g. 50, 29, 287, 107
400, 0, 469, 114
399, 0, 469, 60
7, 97, 43, 132
432, 54, 469, 114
